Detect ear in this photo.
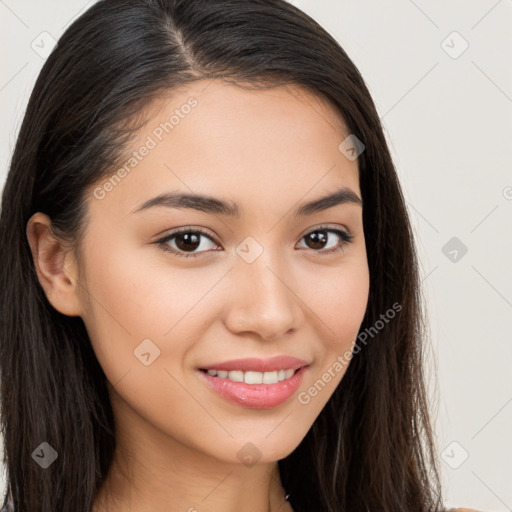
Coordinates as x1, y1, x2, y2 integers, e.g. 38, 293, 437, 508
26, 212, 83, 317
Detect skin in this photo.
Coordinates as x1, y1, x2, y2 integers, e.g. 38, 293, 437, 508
26, 80, 370, 512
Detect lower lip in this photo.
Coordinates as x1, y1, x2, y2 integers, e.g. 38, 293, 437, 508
196, 366, 308, 409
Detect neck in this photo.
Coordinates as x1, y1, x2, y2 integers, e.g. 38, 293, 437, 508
93, 388, 292, 512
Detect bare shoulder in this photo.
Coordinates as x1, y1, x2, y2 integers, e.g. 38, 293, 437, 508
446, 508, 483, 512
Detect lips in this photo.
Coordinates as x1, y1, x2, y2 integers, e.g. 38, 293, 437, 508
196, 365, 308, 409
196, 355, 310, 409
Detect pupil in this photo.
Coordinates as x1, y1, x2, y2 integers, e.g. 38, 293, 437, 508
307, 231, 327, 249
176, 233, 200, 251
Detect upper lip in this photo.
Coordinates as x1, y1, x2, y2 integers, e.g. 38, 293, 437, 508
199, 356, 310, 373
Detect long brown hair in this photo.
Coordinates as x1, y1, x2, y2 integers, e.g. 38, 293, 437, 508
0, 0, 445, 510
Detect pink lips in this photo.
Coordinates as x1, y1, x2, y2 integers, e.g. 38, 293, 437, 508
196, 355, 310, 410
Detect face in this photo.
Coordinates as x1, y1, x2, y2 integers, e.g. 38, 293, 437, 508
68, 80, 369, 465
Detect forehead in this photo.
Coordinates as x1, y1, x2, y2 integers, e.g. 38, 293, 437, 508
133, 79, 351, 163
89, 80, 360, 219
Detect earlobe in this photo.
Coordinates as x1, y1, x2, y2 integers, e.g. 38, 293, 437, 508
26, 212, 83, 317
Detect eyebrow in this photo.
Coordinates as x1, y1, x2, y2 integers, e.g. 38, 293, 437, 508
131, 186, 362, 218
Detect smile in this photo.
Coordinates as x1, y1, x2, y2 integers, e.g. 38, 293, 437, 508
196, 366, 308, 409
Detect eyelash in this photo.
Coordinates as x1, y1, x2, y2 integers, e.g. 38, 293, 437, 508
154, 225, 354, 259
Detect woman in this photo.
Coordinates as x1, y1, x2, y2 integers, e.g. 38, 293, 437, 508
0, 0, 480, 510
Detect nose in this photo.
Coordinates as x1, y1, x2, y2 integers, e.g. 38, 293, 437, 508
223, 249, 303, 341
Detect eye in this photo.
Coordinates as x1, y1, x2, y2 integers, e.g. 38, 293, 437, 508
296, 225, 354, 255
155, 227, 220, 259
154, 225, 354, 259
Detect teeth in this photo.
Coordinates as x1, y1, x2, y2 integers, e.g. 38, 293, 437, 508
228, 370, 244, 382
262, 371, 278, 384
245, 371, 263, 384
203, 368, 297, 384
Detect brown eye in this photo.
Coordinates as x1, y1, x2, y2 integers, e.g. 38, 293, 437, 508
297, 227, 353, 254
156, 228, 219, 258
155, 225, 354, 259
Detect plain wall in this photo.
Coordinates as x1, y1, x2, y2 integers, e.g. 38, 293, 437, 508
1, 1, 511, 510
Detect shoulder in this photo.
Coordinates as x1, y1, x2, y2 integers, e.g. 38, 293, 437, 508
446, 508, 483, 512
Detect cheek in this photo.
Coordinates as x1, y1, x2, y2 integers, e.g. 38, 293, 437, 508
297, 254, 369, 388
302, 257, 369, 345
293, 261, 369, 415
78, 241, 215, 376
77, 241, 162, 379
78, 247, 206, 441
334, 273, 369, 345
